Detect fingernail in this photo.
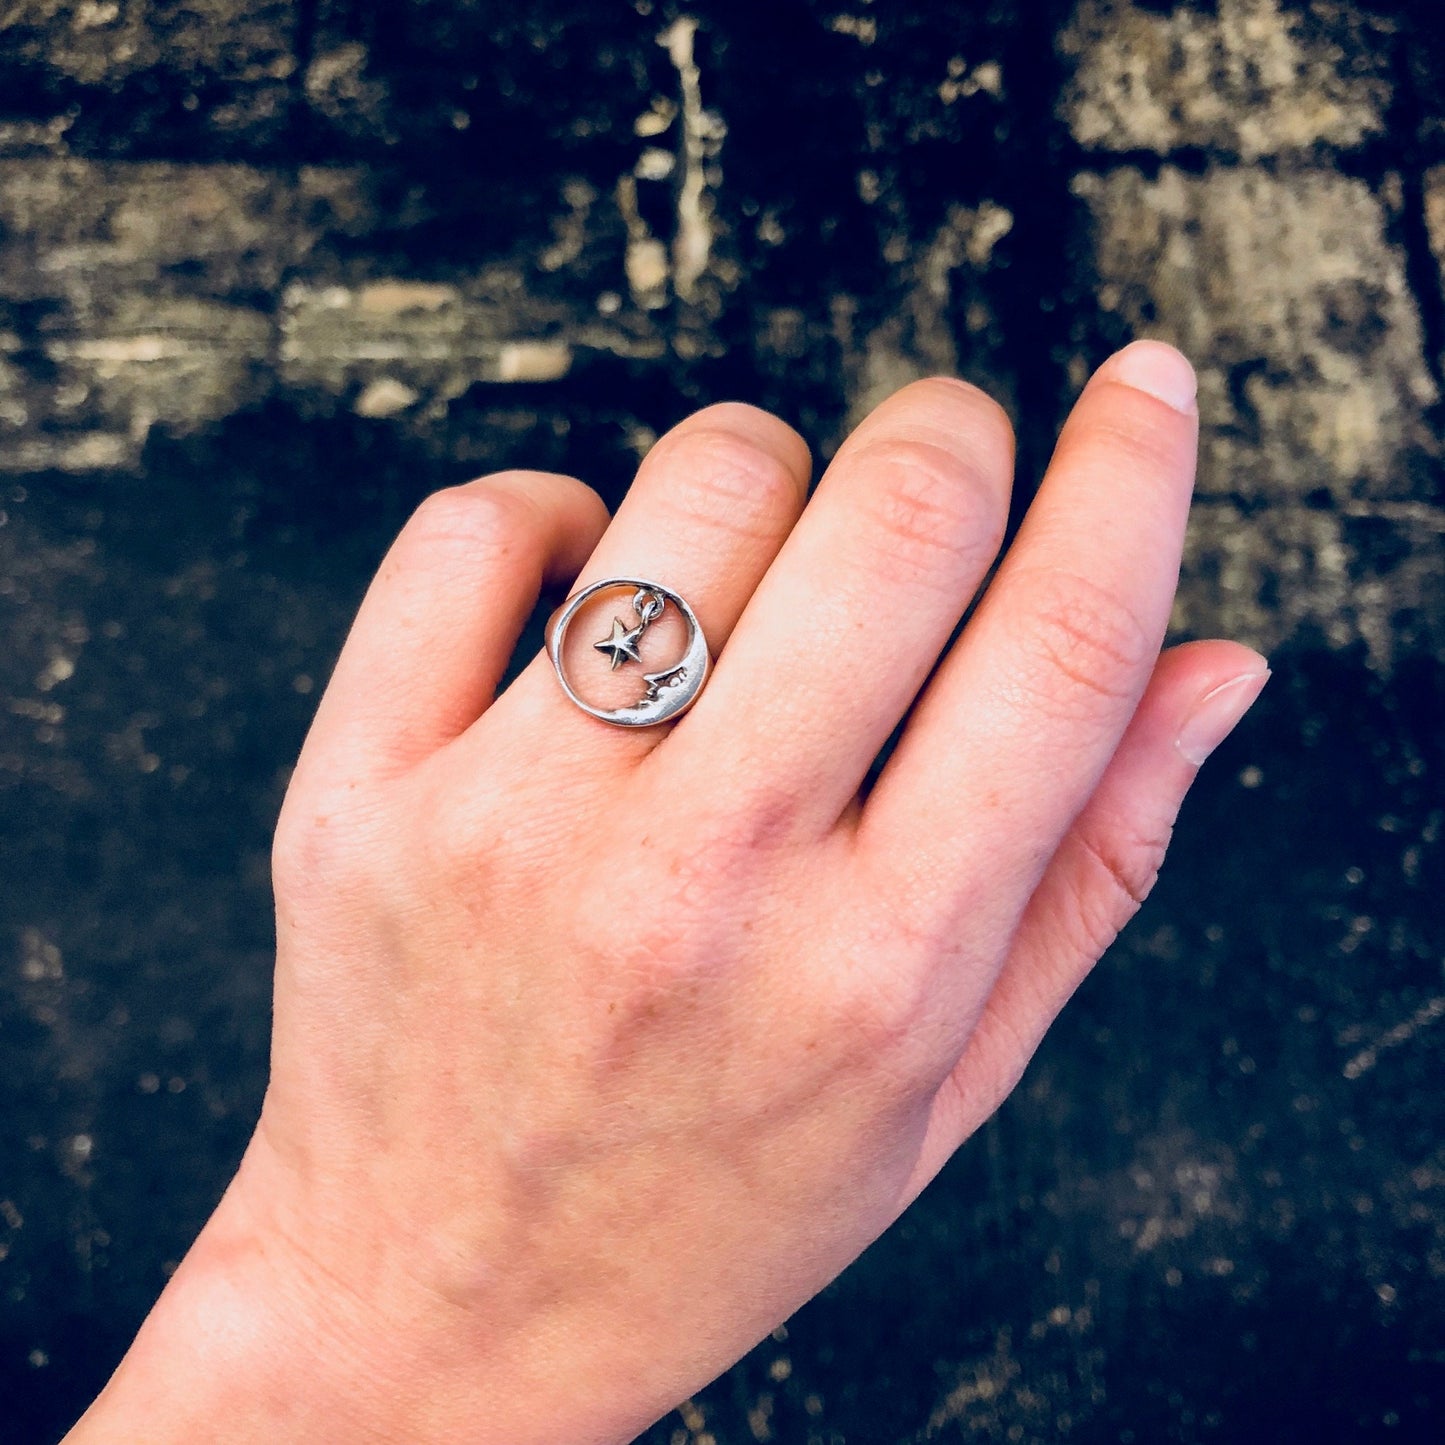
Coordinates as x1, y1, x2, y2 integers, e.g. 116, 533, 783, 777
1106, 341, 1198, 415
1175, 668, 1272, 767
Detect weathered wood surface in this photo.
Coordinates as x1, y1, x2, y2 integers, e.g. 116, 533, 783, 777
2, 3, 1443, 1442
1, 0, 1441, 659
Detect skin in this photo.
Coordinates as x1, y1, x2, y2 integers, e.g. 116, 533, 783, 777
65, 343, 1268, 1444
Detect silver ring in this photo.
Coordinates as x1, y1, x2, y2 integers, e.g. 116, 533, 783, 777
548, 577, 710, 728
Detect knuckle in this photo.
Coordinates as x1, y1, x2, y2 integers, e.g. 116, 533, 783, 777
822, 957, 937, 1080
851, 437, 1006, 577
815, 900, 948, 1073
1062, 411, 1186, 480
900, 376, 1015, 447
682, 403, 810, 470
271, 790, 376, 902
422, 786, 482, 868
1079, 818, 1169, 910
651, 426, 806, 538
1063, 818, 1173, 957
1011, 568, 1156, 710
270, 810, 316, 896
689, 779, 802, 857
949, 1005, 1038, 1126
403, 780, 511, 927
418, 779, 502, 879
407, 481, 533, 555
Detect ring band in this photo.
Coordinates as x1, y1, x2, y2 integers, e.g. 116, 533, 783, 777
548, 577, 710, 728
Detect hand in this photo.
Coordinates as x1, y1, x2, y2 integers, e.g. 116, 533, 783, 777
67, 343, 1267, 1444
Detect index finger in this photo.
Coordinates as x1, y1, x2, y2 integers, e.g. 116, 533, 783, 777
856, 341, 1200, 943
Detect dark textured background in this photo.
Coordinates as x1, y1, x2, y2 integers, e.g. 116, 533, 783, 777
1, 2, 1443, 1441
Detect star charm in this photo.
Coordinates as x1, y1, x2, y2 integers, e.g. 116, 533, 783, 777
594, 616, 644, 670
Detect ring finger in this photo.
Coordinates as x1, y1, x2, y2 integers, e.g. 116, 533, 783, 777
475, 402, 812, 765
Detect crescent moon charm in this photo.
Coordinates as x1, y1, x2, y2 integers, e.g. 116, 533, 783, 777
548, 578, 710, 727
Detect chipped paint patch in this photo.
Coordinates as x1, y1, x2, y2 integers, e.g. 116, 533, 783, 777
1075, 166, 1438, 505
358, 281, 460, 315
496, 340, 572, 382
353, 377, 420, 418
658, 16, 723, 305
1061, 0, 1393, 159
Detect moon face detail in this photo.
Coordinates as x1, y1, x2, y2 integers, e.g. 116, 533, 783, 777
548, 578, 710, 728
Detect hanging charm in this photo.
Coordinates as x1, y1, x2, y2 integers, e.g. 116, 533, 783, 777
591, 588, 663, 671
549, 578, 711, 727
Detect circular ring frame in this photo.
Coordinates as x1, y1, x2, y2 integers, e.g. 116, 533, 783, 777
548, 577, 710, 728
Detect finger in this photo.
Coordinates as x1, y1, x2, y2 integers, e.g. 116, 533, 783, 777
899, 640, 1270, 1197
859, 341, 1201, 940
482, 403, 811, 758
301, 471, 609, 780
657, 378, 1014, 824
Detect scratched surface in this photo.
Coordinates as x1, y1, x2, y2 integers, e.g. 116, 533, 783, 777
2, 2, 1444, 1442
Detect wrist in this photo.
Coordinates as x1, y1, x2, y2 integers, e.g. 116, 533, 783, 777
63, 1173, 394, 1445
62, 1142, 678, 1445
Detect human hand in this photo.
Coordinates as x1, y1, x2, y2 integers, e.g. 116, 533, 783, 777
67, 342, 1267, 1444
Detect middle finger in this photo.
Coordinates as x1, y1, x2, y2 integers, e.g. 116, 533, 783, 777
659, 378, 1015, 828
